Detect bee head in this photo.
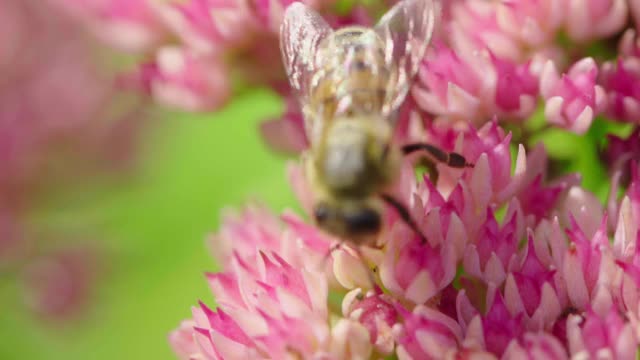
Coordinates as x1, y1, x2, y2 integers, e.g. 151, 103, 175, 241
312, 198, 382, 245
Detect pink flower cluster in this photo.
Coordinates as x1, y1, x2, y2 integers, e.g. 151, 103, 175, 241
411, 0, 635, 133
53, 0, 640, 147
170, 118, 640, 358
1, 0, 145, 320
51, 0, 376, 113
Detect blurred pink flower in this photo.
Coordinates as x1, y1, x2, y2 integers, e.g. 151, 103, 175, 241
259, 95, 309, 154
632, 0, 640, 30
155, 0, 252, 54
169, 320, 200, 360
124, 46, 231, 111
75, 0, 380, 147
540, 57, 607, 134
445, 0, 565, 67
603, 129, 640, 198
601, 30, 640, 123
46, 0, 165, 52
0, 0, 145, 184
564, 0, 628, 42
208, 204, 283, 266
495, 0, 564, 52
447, 0, 625, 60
0, 0, 147, 320
123, 0, 353, 112
446, 0, 521, 61
20, 246, 101, 320
413, 44, 538, 124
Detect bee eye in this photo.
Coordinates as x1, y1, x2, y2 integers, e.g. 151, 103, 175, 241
345, 209, 381, 234
314, 204, 330, 223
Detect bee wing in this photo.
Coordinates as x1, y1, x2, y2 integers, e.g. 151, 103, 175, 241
375, 0, 440, 115
280, 3, 332, 102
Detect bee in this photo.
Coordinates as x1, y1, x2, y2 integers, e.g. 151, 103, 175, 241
280, 0, 471, 245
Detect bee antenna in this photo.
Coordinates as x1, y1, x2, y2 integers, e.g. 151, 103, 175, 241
381, 194, 428, 244
402, 143, 473, 168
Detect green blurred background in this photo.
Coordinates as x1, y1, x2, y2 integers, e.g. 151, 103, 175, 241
0, 89, 297, 359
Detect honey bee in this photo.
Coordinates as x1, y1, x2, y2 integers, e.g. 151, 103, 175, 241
280, 0, 471, 245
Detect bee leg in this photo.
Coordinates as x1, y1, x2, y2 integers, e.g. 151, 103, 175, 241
380, 194, 428, 244
402, 143, 473, 168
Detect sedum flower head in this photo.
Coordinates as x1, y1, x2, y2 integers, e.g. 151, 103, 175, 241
170, 118, 640, 358
58, 0, 372, 112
